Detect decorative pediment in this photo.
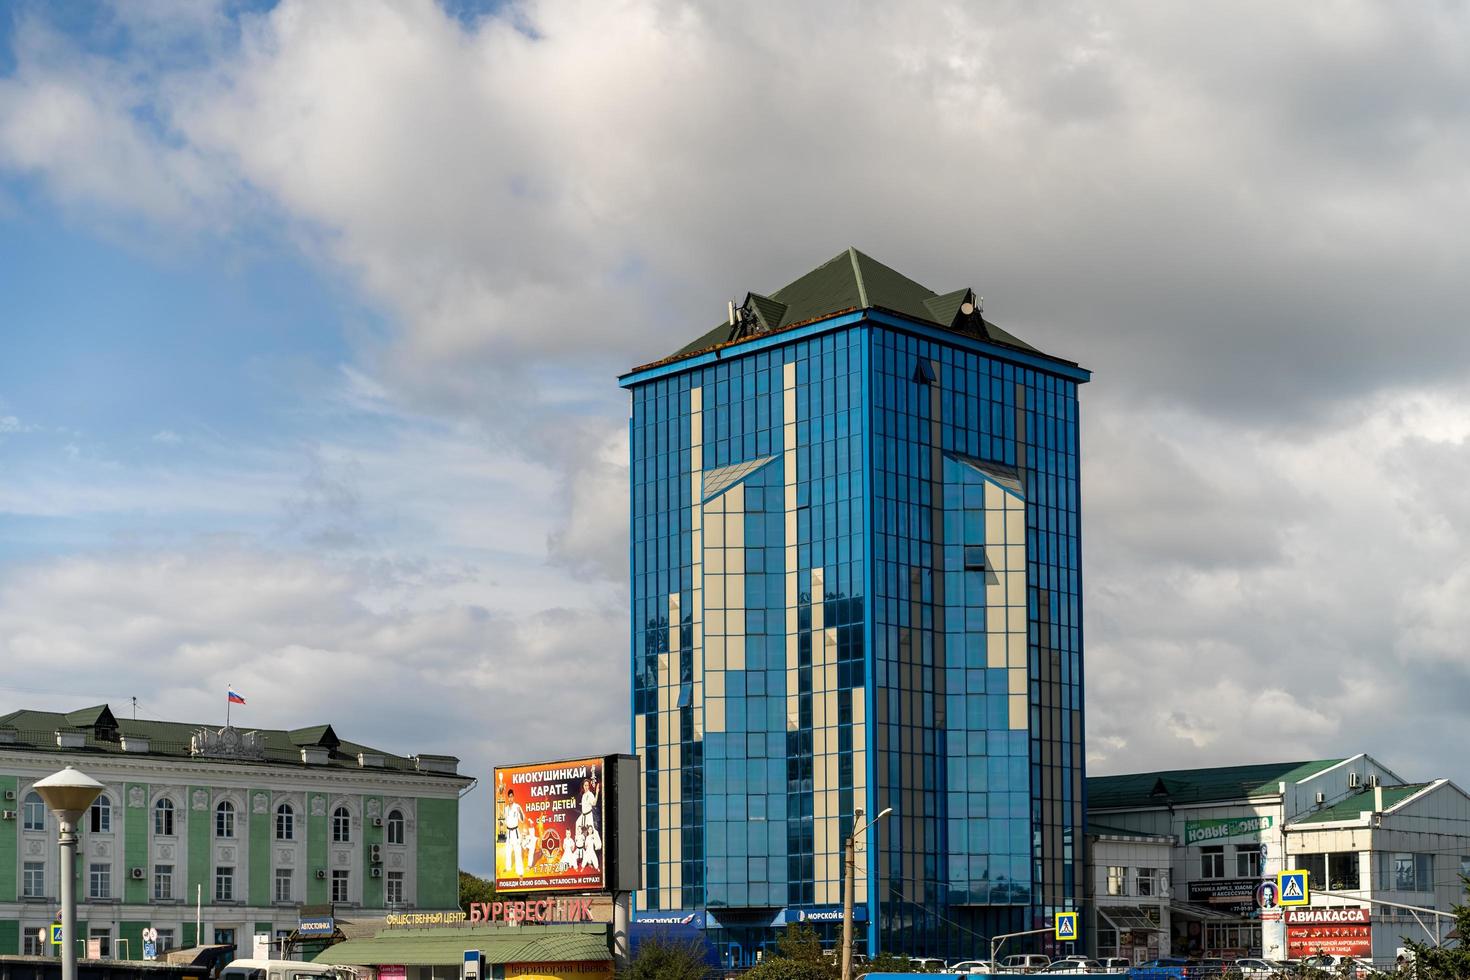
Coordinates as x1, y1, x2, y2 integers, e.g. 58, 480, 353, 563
190, 726, 266, 760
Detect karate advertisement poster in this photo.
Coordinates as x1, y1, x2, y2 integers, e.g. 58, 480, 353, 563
496, 757, 606, 893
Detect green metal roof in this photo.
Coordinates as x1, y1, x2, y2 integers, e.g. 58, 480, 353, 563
641, 247, 1063, 371
1088, 760, 1345, 810
313, 925, 611, 967
1292, 783, 1430, 824
0, 705, 461, 778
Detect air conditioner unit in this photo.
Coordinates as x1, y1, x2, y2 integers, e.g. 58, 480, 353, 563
1348, 771, 1360, 789
370, 844, 382, 863
3, 789, 16, 800
371, 817, 384, 828
0, 810, 15, 821
315, 869, 327, 880
1315, 791, 1325, 805
131, 867, 146, 880
370, 868, 382, 878
1367, 774, 1380, 788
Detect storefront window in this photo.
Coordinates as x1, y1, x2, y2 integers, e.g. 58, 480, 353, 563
1328, 851, 1360, 889
1204, 922, 1261, 956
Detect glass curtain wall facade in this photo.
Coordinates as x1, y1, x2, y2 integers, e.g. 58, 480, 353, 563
626, 303, 1085, 962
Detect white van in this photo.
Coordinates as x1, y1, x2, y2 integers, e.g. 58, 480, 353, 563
220, 960, 357, 980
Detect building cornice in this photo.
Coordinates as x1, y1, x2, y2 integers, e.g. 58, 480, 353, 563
0, 749, 472, 796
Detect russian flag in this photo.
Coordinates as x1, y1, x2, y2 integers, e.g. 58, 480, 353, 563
227, 689, 246, 705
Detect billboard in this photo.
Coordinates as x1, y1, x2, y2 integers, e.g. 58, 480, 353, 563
496, 757, 606, 893
1286, 907, 1371, 958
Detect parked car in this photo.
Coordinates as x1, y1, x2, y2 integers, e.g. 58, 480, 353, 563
1001, 953, 1053, 973
1126, 957, 1205, 978
948, 961, 1002, 974
908, 958, 948, 973
1098, 958, 1132, 974
1049, 959, 1105, 973
1230, 959, 1280, 978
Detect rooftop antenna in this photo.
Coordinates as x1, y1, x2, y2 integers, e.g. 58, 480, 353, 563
728, 300, 737, 327
131, 696, 137, 720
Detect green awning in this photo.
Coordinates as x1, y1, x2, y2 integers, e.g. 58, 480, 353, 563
314, 926, 611, 968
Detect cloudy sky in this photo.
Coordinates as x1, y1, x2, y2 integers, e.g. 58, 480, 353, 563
3, 0, 1469, 875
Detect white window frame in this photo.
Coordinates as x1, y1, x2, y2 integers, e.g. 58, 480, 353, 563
215, 801, 235, 839
1235, 844, 1263, 878
154, 864, 174, 901
332, 807, 351, 843
23, 792, 46, 832
276, 804, 295, 841
1106, 865, 1127, 896
274, 867, 293, 903
331, 869, 350, 903
88, 863, 111, 900
215, 866, 235, 902
1135, 867, 1158, 896
90, 795, 112, 834
23, 861, 45, 898
386, 809, 405, 846
386, 870, 405, 905
1200, 846, 1225, 879
154, 798, 175, 836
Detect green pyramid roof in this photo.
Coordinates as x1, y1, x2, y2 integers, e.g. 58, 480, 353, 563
642, 247, 1063, 371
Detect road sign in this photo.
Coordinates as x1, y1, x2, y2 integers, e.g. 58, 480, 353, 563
50, 925, 63, 946
1054, 911, 1079, 941
1278, 869, 1310, 906
144, 942, 157, 960
143, 928, 159, 943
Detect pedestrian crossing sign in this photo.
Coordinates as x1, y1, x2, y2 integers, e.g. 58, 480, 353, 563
50, 925, 63, 946
1278, 869, 1310, 906
1055, 911, 1079, 941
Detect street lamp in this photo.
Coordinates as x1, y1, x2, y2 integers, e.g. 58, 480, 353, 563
842, 806, 892, 980
34, 766, 106, 980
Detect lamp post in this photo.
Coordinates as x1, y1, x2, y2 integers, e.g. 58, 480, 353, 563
34, 766, 106, 980
842, 806, 892, 980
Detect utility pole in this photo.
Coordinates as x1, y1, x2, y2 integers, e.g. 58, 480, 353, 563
842, 807, 892, 980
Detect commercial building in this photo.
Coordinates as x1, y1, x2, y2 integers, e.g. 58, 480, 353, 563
0, 705, 471, 960
620, 248, 1091, 963
1086, 755, 1470, 966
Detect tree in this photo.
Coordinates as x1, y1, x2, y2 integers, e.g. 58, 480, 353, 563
458, 870, 495, 913
1404, 874, 1470, 979
743, 960, 835, 980
772, 923, 838, 979
620, 936, 712, 980
865, 952, 917, 973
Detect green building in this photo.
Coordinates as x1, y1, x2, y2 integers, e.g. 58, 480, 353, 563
0, 705, 471, 960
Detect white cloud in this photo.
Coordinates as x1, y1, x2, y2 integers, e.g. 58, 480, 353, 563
4, 0, 1470, 858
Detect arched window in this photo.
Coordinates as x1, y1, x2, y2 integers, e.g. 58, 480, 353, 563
276, 804, 294, 841
386, 809, 404, 845
23, 791, 45, 831
331, 806, 351, 843
154, 798, 175, 836
89, 794, 112, 833
215, 801, 235, 838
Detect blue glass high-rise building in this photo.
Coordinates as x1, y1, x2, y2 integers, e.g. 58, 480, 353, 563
620, 249, 1089, 964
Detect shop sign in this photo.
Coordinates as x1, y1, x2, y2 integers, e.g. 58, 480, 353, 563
504, 962, 613, 980
467, 898, 602, 925
634, 911, 706, 928
796, 906, 867, 924
1286, 908, 1370, 925
1287, 920, 1371, 958
496, 758, 607, 894
299, 916, 336, 937
1185, 815, 1273, 845
1187, 879, 1256, 916
385, 912, 469, 927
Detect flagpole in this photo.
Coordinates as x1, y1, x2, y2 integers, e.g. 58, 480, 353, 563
226, 686, 231, 728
